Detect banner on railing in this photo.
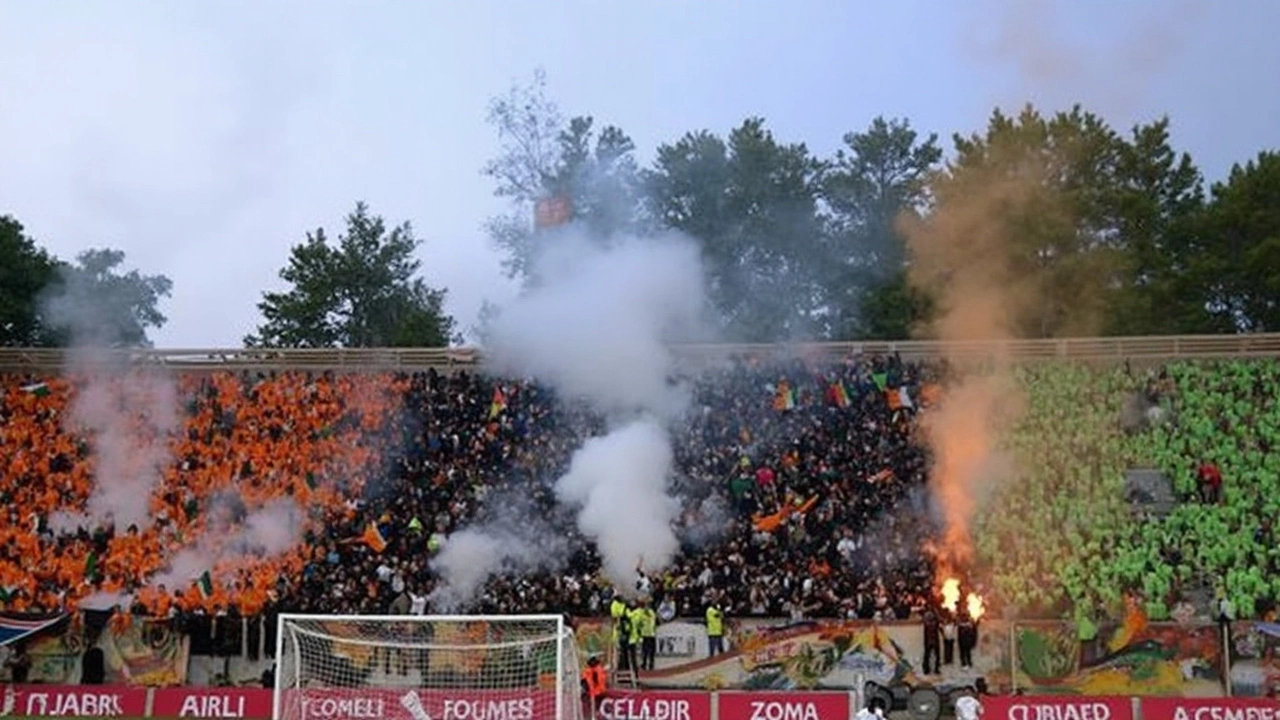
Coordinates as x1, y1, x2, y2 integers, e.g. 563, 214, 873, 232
1141, 697, 1280, 720
1, 684, 149, 717
716, 691, 850, 720
576, 617, 1230, 696
982, 696, 1133, 720
1012, 621, 1223, 697
24, 615, 190, 686
1229, 622, 1280, 697
597, 690, 711, 720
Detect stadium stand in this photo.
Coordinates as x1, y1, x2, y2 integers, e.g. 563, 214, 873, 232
1, 349, 1279, 628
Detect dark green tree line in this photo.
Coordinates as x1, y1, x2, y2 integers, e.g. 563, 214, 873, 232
0, 215, 171, 347
481, 73, 1280, 342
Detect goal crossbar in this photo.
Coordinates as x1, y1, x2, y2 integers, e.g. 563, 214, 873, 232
284, 620, 568, 652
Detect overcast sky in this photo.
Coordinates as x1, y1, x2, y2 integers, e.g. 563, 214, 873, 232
1, 0, 1277, 348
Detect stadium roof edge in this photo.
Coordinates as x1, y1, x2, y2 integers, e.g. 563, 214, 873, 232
1, 334, 1278, 373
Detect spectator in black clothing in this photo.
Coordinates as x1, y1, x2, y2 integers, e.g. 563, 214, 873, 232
957, 609, 977, 669
921, 607, 941, 674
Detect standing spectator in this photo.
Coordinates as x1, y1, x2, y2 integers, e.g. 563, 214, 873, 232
942, 612, 957, 666
706, 598, 725, 657
957, 609, 977, 669
637, 598, 658, 671
609, 591, 628, 670
619, 599, 639, 673
1198, 461, 1222, 504
921, 606, 941, 675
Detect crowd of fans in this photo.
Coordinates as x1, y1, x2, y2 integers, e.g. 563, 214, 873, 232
1, 354, 1277, 627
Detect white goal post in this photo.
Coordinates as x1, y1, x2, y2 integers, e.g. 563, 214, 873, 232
274, 614, 583, 720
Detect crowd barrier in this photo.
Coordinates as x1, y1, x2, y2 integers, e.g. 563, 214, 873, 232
2, 686, 1278, 720
11, 616, 1280, 699
1, 333, 1279, 372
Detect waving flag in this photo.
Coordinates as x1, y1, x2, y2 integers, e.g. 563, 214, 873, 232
773, 381, 796, 411
488, 388, 508, 419
0, 613, 66, 647
828, 381, 850, 408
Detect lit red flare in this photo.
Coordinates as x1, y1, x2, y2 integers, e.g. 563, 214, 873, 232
941, 577, 961, 612
967, 591, 986, 621
939, 576, 984, 621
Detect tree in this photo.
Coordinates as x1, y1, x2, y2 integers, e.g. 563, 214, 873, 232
0, 215, 60, 346
1104, 118, 1215, 335
246, 202, 456, 348
646, 118, 827, 341
1199, 151, 1280, 331
905, 105, 1136, 339
821, 117, 943, 338
41, 248, 173, 347
482, 70, 643, 282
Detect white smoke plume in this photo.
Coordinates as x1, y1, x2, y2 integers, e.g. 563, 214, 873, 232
484, 233, 708, 421
430, 523, 568, 612
444, 231, 710, 601
63, 365, 179, 531
555, 419, 681, 589
430, 484, 571, 610
40, 266, 179, 533
151, 496, 305, 590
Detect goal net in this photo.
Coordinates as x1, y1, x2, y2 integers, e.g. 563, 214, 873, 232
275, 614, 583, 720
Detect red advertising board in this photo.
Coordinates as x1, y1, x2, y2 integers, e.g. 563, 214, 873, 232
717, 691, 850, 720
596, 690, 711, 720
983, 696, 1133, 720
2, 684, 149, 717
280, 687, 555, 720
1142, 697, 1280, 720
152, 687, 275, 718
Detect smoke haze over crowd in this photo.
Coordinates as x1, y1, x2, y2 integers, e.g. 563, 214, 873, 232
432, 231, 710, 602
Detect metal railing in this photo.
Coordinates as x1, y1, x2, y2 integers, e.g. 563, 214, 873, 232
1, 333, 1279, 372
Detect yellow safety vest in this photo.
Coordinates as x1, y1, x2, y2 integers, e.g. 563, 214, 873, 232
626, 607, 644, 644
610, 598, 627, 641
637, 608, 657, 638
706, 607, 723, 637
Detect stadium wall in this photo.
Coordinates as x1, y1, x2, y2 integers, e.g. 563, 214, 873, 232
6, 616, 1279, 699
1, 333, 1279, 373
1, 685, 1278, 720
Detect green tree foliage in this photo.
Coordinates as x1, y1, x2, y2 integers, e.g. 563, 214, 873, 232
646, 118, 826, 341
1200, 151, 1280, 331
821, 117, 943, 338
246, 202, 456, 348
478, 71, 1279, 341
2, 215, 171, 347
920, 105, 1130, 338
906, 105, 1223, 340
43, 248, 174, 347
0, 215, 60, 346
482, 70, 642, 282
1105, 118, 1213, 334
